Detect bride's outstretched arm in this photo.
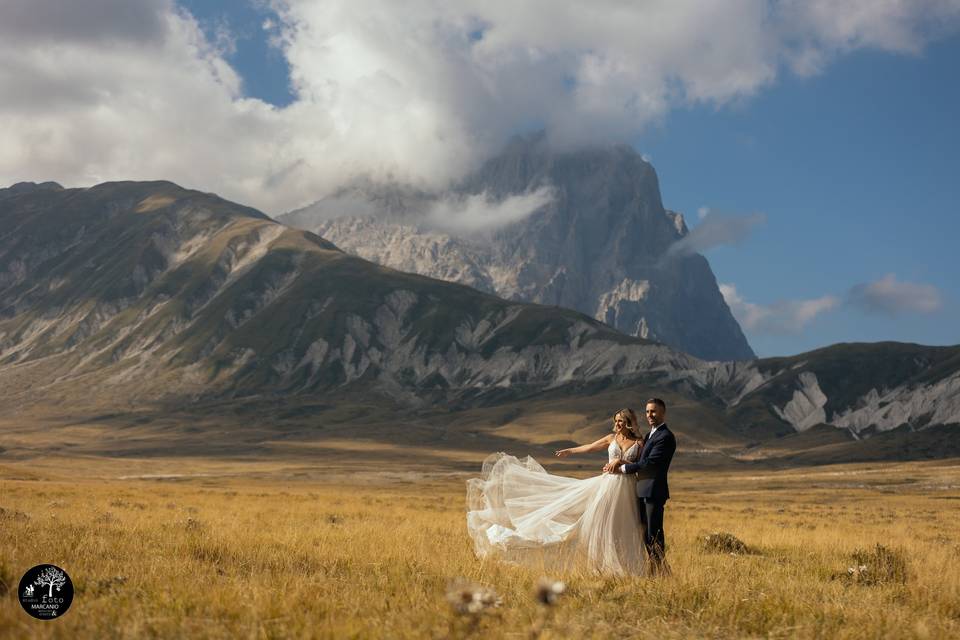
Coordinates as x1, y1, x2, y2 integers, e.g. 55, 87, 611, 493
555, 434, 613, 457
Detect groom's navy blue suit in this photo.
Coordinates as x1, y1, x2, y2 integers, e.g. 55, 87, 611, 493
621, 423, 676, 571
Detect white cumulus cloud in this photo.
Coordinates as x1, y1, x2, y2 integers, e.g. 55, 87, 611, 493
1, 0, 959, 214
847, 273, 943, 315
424, 186, 555, 235
666, 212, 766, 258
721, 283, 840, 334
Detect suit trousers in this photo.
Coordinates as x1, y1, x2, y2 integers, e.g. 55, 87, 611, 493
637, 497, 667, 571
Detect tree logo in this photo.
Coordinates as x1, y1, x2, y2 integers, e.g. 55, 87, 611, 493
17, 564, 74, 620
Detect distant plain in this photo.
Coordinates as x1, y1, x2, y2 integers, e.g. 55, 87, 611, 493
2, 396, 959, 639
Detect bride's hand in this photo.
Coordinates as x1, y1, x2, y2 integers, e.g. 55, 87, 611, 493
555, 449, 572, 458
603, 458, 623, 473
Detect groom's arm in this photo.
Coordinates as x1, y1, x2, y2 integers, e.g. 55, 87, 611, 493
620, 433, 676, 475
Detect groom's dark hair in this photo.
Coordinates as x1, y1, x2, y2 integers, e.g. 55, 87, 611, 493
646, 397, 666, 410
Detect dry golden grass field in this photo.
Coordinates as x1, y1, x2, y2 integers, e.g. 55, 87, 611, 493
3, 449, 960, 639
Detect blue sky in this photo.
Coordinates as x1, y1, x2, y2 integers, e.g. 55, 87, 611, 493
639, 37, 960, 356
4, 0, 958, 358
180, 0, 295, 107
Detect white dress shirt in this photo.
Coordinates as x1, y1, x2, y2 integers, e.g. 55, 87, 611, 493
620, 422, 665, 473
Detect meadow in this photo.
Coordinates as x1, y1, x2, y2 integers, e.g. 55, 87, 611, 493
2, 455, 960, 639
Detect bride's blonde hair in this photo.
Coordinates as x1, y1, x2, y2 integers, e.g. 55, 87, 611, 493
611, 408, 640, 437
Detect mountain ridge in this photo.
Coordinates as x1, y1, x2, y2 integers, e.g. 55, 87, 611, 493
1, 180, 958, 464
0, 180, 701, 409
280, 134, 755, 361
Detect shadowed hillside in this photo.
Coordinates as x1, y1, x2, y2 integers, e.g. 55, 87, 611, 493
0, 180, 697, 408
1, 181, 957, 467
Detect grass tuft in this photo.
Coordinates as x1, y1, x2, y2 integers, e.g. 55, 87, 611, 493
845, 544, 909, 586
0, 557, 14, 597
699, 531, 751, 554
0, 506, 29, 521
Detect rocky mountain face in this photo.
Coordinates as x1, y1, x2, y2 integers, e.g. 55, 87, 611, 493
0, 180, 703, 408
1, 181, 956, 450
716, 342, 960, 438
280, 134, 755, 362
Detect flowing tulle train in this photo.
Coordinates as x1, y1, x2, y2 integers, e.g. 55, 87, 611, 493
466, 452, 645, 575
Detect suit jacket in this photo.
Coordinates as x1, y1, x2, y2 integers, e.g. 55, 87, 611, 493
621, 424, 676, 503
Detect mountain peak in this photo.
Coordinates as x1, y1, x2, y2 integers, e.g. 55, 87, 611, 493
282, 137, 754, 361
3, 181, 64, 195
459, 132, 659, 206
500, 130, 647, 162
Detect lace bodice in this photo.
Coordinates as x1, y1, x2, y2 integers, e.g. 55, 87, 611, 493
607, 438, 641, 463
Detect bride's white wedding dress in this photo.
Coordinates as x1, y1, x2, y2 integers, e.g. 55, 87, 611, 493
466, 440, 645, 575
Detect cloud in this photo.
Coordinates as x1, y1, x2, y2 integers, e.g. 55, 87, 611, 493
777, 0, 960, 74
1, 0, 959, 214
424, 186, 555, 235
666, 212, 766, 258
847, 273, 943, 315
721, 283, 839, 334
0, 0, 169, 47
720, 273, 943, 335
283, 190, 382, 227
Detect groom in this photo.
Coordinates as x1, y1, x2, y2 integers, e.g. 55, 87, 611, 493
603, 397, 676, 575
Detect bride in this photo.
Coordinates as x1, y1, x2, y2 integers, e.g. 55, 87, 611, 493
466, 409, 646, 575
